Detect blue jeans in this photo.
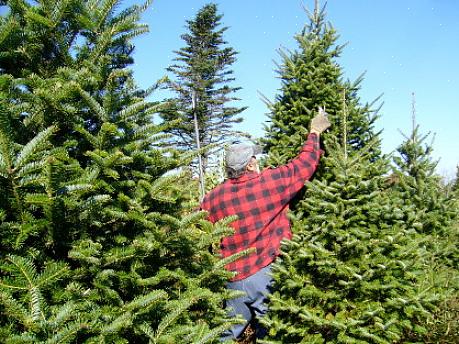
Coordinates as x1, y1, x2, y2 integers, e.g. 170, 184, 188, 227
220, 264, 273, 341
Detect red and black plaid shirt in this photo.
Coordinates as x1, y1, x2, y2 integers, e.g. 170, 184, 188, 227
201, 133, 322, 281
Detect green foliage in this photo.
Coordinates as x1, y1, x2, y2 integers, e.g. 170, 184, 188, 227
391, 119, 456, 236
419, 242, 459, 344
161, 3, 247, 172
260, 4, 445, 340
0, 0, 239, 342
453, 165, 459, 194
262, 3, 382, 173
261, 133, 438, 343
389, 101, 459, 342
0, 255, 87, 343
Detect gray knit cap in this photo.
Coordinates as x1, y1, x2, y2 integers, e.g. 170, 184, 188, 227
225, 143, 263, 171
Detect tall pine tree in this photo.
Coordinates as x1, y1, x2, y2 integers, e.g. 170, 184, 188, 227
261, 114, 438, 344
259, 2, 439, 342
263, 2, 381, 173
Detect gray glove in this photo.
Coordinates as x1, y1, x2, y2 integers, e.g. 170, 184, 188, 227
310, 106, 331, 134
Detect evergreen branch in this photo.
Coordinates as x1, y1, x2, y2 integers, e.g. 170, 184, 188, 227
153, 294, 197, 342
0, 112, 14, 173
36, 261, 69, 289
117, 99, 151, 122
137, 268, 189, 288
15, 126, 56, 170
194, 322, 235, 344
0, 16, 19, 50
100, 311, 132, 335
123, 289, 168, 313
0, 152, 8, 177
2, 255, 38, 290
76, 87, 108, 122
24, 7, 55, 28
74, 124, 99, 148
30, 286, 45, 322
179, 211, 207, 229
19, 173, 46, 187
147, 173, 184, 202
49, 300, 78, 327
45, 321, 86, 344
103, 247, 136, 266
0, 291, 29, 325
5, 332, 38, 344
196, 249, 252, 286
95, 0, 120, 31
24, 193, 52, 206
89, 9, 146, 61
114, 25, 149, 43
135, 0, 154, 13
59, 183, 93, 194
68, 239, 102, 266
50, 0, 73, 24
137, 322, 155, 340
0, 279, 29, 290
131, 125, 170, 143
17, 161, 47, 179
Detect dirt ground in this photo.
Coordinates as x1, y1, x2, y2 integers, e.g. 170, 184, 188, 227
238, 325, 256, 344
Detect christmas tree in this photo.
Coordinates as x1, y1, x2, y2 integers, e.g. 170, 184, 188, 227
389, 95, 459, 343
391, 95, 457, 240
0, 1, 240, 342
263, 2, 382, 174
261, 113, 438, 343
259, 2, 440, 341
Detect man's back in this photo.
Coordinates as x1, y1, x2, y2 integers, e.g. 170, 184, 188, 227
201, 133, 322, 281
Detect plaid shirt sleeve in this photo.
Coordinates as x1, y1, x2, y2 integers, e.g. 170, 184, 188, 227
201, 133, 322, 281
263, 132, 323, 202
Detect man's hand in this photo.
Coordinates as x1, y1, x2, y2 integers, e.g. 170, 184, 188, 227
310, 106, 331, 135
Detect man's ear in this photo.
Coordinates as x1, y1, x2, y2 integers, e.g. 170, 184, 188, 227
246, 157, 257, 172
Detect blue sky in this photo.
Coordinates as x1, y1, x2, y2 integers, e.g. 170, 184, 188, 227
129, 1, 456, 176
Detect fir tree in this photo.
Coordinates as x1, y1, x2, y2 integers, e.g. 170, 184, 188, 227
0, 1, 241, 342
261, 116, 438, 344
259, 4, 441, 339
391, 95, 458, 266
161, 3, 247, 172
391, 94, 458, 263
390, 95, 459, 343
263, 2, 382, 174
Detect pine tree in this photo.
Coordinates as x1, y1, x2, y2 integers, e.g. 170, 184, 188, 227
391, 95, 458, 267
391, 94, 458, 260
263, 2, 382, 174
390, 95, 459, 343
161, 3, 247, 173
0, 1, 241, 342
259, 3, 440, 340
260, 117, 438, 344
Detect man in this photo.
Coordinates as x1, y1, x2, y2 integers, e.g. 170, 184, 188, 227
200, 108, 331, 341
